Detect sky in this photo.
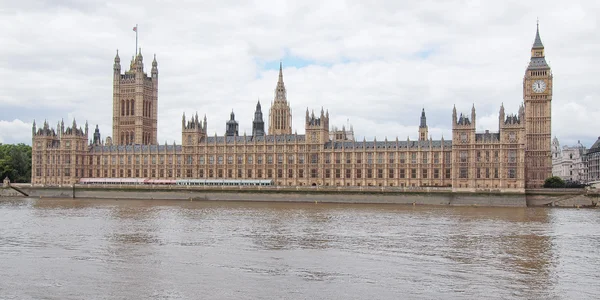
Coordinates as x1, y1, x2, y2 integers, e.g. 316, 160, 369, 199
0, 0, 598, 148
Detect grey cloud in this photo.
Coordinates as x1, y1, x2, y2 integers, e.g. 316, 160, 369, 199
0, 0, 598, 148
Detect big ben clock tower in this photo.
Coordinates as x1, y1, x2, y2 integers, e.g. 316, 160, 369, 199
524, 22, 553, 188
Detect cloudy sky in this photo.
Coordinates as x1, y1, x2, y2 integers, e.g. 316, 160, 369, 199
0, 0, 598, 147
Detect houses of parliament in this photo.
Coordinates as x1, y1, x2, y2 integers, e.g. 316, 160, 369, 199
30, 25, 553, 191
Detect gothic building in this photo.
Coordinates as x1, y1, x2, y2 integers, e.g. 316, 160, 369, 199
31, 25, 553, 191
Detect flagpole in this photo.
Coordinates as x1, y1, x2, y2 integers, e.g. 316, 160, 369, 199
135, 24, 138, 56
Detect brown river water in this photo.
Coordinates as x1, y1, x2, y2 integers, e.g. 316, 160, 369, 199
0, 197, 599, 299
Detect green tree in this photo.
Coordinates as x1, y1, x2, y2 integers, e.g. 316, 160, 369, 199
543, 176, 566, 188
0, 143, 32, 183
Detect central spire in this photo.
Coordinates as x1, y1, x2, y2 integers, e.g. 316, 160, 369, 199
274, 61, 287, 102
268, 61, 292, 135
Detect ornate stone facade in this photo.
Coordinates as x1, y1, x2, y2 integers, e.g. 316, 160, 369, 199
112, 49, 158, 146
552, 138, 588, 183
31, 25, 553, 191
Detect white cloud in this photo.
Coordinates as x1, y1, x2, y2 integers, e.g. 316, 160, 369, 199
0, 0, 598, 148
0, 119, 32, 144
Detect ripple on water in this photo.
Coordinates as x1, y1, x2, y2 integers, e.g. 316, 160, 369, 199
0, 199, 598, 299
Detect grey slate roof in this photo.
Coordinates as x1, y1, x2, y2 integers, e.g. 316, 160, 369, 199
588, 137, 600, 154
533, 26, 544, 49
528, 57, 549, 70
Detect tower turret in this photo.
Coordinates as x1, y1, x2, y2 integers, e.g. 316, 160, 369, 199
93, 125, 101, 145
151, 54, 158, 78
305, 107, 330, 144
419, 108, 428, 141
112, 48, 159, 145
226, 110, 239, 137
252, 99, 265, 137
114, 50, 121, 74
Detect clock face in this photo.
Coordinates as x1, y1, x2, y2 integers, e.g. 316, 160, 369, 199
532, 80, 546, 93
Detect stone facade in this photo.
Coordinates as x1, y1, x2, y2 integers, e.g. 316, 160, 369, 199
112, 49, 158, 146
451, 103, 526, 191
586, 137, 600, 182
552, 137, 588, 183
31, 25, 553, 191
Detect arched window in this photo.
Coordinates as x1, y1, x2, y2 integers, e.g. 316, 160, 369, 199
130, 131, 134, 145
126, 101, 130, 116
121, 132, 125, 144
130, 100, 135, 116
121, 100, 125, 116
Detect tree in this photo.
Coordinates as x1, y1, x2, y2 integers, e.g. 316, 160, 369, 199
543, 176, 566, 188
0, 143, 32, 183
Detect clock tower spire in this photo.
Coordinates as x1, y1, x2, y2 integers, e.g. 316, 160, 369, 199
524, 21, 553, 188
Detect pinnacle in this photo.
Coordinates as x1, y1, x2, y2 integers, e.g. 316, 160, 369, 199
533, 21, 544, 49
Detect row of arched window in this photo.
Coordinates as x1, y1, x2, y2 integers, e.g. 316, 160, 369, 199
120, 131, 153, 145
121, 99, 153, 117
121, 99, 135, 116
120, 131, 134, 145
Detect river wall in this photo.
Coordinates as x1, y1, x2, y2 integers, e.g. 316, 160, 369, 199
5, 185, 597, 208
8, 186, 529, 207
0, 187, 22, 197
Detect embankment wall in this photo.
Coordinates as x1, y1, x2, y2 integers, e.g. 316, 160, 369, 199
10, 186, 528, 207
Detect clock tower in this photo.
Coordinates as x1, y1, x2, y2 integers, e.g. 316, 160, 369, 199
524, 22, 553, 188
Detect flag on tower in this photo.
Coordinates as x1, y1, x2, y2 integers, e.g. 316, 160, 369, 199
133, 26, 137, 32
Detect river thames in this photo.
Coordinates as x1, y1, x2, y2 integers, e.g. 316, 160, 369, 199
0, 198, 598, 299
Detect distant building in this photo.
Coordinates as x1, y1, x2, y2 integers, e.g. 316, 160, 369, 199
552, 137, 588, 183
586, 137, 600, 183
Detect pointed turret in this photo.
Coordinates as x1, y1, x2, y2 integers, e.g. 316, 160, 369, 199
93, 125, 101, 145
226, 110, 239, 137
253, 99, 265, 137
471, 104, 476, 127
528, 21, 549, 69
532, 21, 544, 49
151, 54, 158, 77
419, 108, 428, 141
419, 108, 427, 128
114, 50, 121, 73
452, 105, 457, 124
